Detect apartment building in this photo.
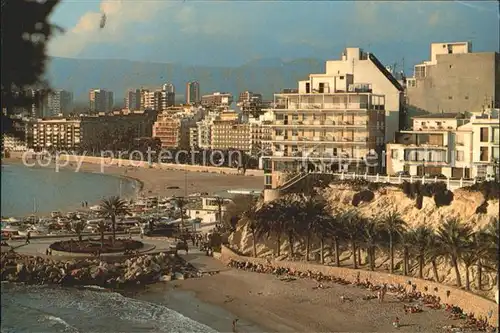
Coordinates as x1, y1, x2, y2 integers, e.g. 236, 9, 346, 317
189, 127, 199, 148
152, 113, 195, 149
386, 109, 499, 179
48, 90, 73, 116
211, 121, 251, 152
296, 47, 403, 140
265, 88, 386, 188
125, 89, 141, 111
250, 120, 272, 155
201, 92, 233, 109
186, 81, 201, 105
406, 42, 500, 114
30, 110, 157, 151
89, 89, 114, 113
195, 120, 212, 149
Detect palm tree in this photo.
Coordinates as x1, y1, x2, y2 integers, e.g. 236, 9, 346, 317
476, 219, 498, 290
325, 210, 343, 267
298, 195, 328, 262
461, 233, 481, 291
241, 205, 260, 257
409, 225, 433, 279
398, 229, 413, 276
425, 232, 443, 283
97, 196, 130, 244
281, 198, 301, 258
378, 211, 407, 274
256, 201, 286, 257
96, 220, 107, 248
362, 218, 380, 271
340, 210, 363, 269
437, 218, 473, 288
73, 221, 86, 243
175, 197, 188, 230
213, 196, 226, 227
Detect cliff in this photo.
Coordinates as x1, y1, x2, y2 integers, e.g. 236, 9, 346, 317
229, 183, 499, 299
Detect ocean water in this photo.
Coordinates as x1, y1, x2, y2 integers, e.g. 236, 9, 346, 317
0, 164, 138, 217
1, 283, 217, 333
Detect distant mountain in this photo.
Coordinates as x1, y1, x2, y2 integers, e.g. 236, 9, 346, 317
46, 57, 325, 104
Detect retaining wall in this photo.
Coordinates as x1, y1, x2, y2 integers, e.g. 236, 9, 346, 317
219, 245, 499, 326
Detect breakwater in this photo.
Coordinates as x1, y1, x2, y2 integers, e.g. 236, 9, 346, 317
1, 251, 202, 288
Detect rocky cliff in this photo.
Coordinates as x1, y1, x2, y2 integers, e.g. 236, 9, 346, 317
229, 183, 499, 299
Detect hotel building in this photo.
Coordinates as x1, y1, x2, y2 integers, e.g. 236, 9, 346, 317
201, 92, 233, 109
386, 109, 499, 179
30, 110, 157, 151
186, 81, 201, 105
211, 121, 251, 152
89, 89, 114, 113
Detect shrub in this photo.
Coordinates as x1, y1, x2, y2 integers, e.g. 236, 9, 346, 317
463, 181, 500, 201
351, 190, 375, 207
434, 189, 454, 207
50, 239, 143, 254
475, 201, 488, 214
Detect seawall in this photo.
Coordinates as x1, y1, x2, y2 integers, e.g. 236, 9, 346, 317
219, 245, 499, 326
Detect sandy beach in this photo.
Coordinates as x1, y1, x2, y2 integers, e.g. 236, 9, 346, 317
137, 268, 467, 332
3, 156, 264, 198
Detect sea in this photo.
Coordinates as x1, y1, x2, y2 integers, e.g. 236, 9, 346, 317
1, 283, 216, 333
0, 164, 218, 333
0, 163, 139, 217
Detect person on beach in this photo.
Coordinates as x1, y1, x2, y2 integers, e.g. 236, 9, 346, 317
140, 226, 144, 239
393, 317, 400, 328
25, 231, 31, 244
232, 319, 239, 332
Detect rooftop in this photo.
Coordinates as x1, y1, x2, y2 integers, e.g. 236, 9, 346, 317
412, 112, 467, 119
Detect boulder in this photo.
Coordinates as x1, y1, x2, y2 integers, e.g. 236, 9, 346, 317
159, 274, 172, 282
174, 272, 185, 280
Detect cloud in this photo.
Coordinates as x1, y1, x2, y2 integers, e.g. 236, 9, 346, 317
47, 1, 498, 66
48, 1, 173, 57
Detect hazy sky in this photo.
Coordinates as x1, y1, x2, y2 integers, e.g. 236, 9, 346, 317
48, 0, 499, 69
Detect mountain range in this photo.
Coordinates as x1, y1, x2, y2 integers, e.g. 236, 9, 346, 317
46, 57, 327, 105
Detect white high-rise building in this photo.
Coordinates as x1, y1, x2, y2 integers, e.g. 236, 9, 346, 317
48, 90, 73, 116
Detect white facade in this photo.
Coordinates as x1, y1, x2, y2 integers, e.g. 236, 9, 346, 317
387, 109, 499, 179
298, 47, 404, 141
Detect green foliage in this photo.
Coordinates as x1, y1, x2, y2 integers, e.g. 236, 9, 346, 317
1, 0, 62, 115
400, 181, 453, 209
351, 190, 375, 207
463, 181, 500, 201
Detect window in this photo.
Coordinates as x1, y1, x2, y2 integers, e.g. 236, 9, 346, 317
436, 122, 442, 126
291, 130, 298, 136
480, 147, 489, 161
339, 76, 344, 80
465, 96, 469, 100
264, 175, 272, 186
493, 147, 499, 160
480, 127, 489, 142
421, 122, 427, 127
305, 82, 310, 93
448, 96, 453, 100
318, 83, 325, 93
493, 128, 499, 144
292, 114, 298, 120
456, 151, 464, 161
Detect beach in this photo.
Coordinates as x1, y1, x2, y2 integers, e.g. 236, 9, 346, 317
3, 156, 264, 199
1, 156, 485, 332
137, 268, 466, 332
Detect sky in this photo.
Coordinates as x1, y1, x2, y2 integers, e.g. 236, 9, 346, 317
47, 0, 499, 70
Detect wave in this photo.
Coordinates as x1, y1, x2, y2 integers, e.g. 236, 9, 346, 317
2, 284, 216, 333
43, 315, 80, 332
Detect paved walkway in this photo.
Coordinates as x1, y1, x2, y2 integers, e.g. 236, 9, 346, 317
5, 236, 228, 272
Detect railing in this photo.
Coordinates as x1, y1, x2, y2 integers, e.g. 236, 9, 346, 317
293, 171, 476, 191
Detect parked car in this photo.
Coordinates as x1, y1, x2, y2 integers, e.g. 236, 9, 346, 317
429, 174, 447, 179
166, 186, 180, 189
